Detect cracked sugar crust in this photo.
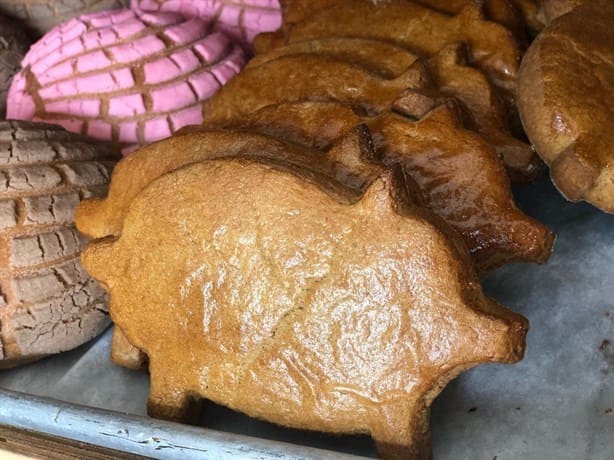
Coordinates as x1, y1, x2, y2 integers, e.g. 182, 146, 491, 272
132, 0, 282, 49
0, 15, 30, 117
0, 0, 129, 35
518, 0, 614, 212
6, 8, 247, 149
0, 120, 118, 367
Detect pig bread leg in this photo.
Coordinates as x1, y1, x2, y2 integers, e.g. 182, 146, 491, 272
111, 327, 147, 370
370, 403, 431, 460
147, 361, 203, 424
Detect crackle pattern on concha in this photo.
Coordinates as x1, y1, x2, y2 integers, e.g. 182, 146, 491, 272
0, 15, 30, 117
79, 136, 528, 459
6, 9, 246, 149
132, 0, 282, 49
518, 0, 614, 213
0, 120, 117, 368
0, 0, 129, 35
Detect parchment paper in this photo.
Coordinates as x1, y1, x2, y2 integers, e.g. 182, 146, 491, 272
1, 174, 612, 459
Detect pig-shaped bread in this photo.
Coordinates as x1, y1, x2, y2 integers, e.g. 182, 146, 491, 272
204, 101, 553, 271
255, 0, 521, 94
80, 131, 528, 459
245, 38, 538, 180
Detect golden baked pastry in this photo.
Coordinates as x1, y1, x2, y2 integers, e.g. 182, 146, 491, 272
247, 38, 539, 180
76, 128, 382, 239
518, 0, 614, 213
80, 134, 528, 459
255, 0, 521, 94
202, 54, 432, 123
206, 101, 553, 271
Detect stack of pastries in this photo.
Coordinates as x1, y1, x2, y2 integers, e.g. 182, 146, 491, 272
2, 0, 613, 459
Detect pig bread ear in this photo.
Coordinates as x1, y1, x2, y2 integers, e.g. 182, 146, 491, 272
393, 59, 432, 92
431, 42, 469, 67
358, 166, 417, 216
458, 2, 485, 22
325, 124, 387, 190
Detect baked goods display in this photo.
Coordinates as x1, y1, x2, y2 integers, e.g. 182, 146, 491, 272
518, 0, 613, 213
0, 14, 30, 118
0, 0, 128, 36
80, 133, 528, 459
131, 0, 282, 49
0, 0, 610, 458
0, 120, 118, 368
6, 8, 246, 149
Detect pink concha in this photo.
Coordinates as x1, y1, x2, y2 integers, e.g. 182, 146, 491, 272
7, 8, 247, 151
131, 0, 282, 48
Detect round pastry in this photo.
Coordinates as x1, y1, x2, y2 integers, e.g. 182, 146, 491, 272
132, 0, 282, 49
0, 0, 128, 36
0, 15, 30, 117
6, 9, 246, 149
0, 120, 118, 368
518, 0, 613, 213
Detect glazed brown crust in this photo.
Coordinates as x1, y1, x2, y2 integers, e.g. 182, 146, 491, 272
518, 0, 614, 212
540, 0, 587, 23
245, 39, 539, 180
257, 0, 521, 94
80, 144, 528, 459
205, 101, 553, 272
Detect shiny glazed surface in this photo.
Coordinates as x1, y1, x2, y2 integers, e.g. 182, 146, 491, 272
518, 0, 614, 212
81, 152, 527, 459
214, 101, 553, 271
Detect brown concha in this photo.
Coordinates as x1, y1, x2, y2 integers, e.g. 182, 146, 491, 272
0, 120, 118, 368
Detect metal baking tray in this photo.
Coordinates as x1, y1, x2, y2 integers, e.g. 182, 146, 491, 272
0, 174, 612, 459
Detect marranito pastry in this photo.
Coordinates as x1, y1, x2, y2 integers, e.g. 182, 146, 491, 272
79, 130, 528, 459
518, 0, 614, 213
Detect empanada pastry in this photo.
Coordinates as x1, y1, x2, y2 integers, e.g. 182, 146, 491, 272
0, 120, 117, 368
206, 101, 554, 271
518, 0, 614, 213
80, 132, 528, 459
255, 0, 521, 94
247, 38, 539, 180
